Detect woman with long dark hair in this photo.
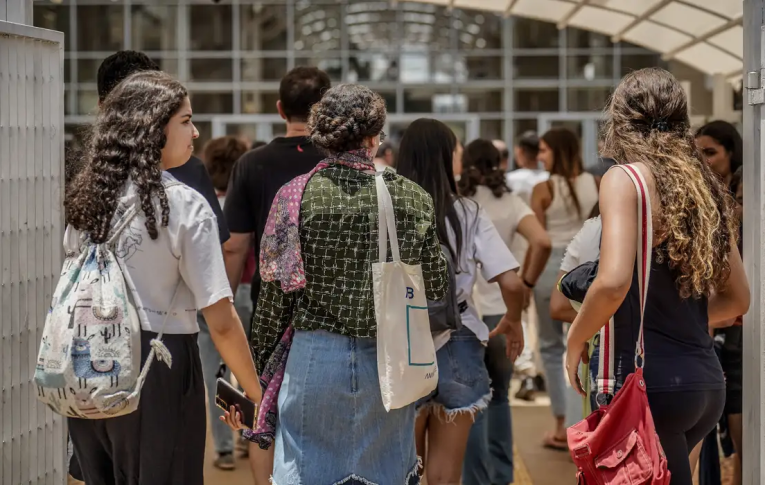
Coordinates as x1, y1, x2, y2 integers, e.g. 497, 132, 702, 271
65, 71, 261, 484
459, 139, 551, 485
565, 67, 749, 485
530, 127, 599, 450
397, 119, 525, 485
696, 120, 743, 187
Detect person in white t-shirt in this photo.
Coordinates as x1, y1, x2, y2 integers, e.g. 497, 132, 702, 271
506, 131, 549, 206
459, 139, 552, 485
397, 119, 525, 485
64, 71, 261, 485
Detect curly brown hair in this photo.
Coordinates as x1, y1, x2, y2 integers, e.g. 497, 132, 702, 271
458, 138, 508, 198
65, 71, 187, 243
602, 67, 736, 299
202, 136, 248, 192
308, 84, 386, 154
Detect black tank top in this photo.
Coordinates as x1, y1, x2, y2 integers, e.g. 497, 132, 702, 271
613, 245, 724, 392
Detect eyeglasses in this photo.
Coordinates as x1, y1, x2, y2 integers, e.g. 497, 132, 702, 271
379, 131, 387, 146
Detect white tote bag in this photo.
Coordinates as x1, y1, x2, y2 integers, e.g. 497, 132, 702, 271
372, 172, 438, 411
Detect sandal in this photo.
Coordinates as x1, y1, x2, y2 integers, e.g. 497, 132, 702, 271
543, 433, 569, 451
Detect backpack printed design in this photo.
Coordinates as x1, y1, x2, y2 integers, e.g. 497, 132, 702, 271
35, 206, 173, 419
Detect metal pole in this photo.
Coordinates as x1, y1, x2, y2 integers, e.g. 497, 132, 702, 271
742, 1, 764, 484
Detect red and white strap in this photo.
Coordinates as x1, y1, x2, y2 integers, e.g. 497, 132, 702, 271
596, 164, 653, 400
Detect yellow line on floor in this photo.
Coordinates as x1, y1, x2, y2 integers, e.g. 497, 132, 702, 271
513, 446, 534, 485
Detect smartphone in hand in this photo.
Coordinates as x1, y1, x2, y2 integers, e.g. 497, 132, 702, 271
215, 378, 258, 429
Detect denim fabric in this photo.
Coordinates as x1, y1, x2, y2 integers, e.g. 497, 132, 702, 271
417, 326, 491, 417
273, 330, 420, 485
534, 247, 568, 417
197, 313, 233, 455
463, 315, 514, 485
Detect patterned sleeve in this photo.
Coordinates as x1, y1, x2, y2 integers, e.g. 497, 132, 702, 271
421, 216, 448, 302
250, 280, 294, 374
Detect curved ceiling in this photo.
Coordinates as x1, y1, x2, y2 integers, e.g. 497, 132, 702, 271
413, 0, 743, 80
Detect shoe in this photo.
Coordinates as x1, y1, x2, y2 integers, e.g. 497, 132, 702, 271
236, 435, 250, 458
533, 374, 546, 392
515, 377, 536, 401
214, 452, 235, 471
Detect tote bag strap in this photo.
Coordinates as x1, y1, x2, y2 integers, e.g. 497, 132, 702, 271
596, 164, 653, 402
376, 172, 401, 263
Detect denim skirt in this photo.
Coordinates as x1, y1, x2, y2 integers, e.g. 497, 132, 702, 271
272, 329, 421, 485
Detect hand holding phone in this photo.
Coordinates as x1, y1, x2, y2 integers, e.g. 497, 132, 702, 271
216, 378, 257, 430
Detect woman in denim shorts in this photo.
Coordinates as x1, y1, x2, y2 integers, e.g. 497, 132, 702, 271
397, 119, 526, 485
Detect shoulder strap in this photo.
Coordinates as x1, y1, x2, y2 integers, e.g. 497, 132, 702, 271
596, 164, 652, 401
376, 172, 401, 263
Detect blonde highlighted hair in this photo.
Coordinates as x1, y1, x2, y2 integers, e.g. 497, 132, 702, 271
601, 67, 736, 299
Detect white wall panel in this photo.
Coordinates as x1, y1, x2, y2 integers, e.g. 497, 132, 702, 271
0, 19, 65, 485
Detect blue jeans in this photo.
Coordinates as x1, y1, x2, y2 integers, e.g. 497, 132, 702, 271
273, 330, 420, 485
463, 315, 514, 485
197, 284, 252, 455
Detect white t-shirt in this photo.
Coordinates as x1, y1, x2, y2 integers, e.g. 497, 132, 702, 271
506, 168, 549, 206
435, 199, 520, 348
470, 186, 533, 316
560, 216, 602, 272
64, 172, 233, 334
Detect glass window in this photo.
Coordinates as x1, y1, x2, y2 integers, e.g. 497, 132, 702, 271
242, 58, 289, 83
621, 54, 664, 77
64, 59, 72, 84
64, 90, 73, 116
77, 5, 124, 52
454, 9, 503, 51
400, 51, 455, 84
567, 54, 614, 80
514, 55, 559, 78
151, 58, 179, 77
190, 93, 234, 114
480, 120, 503, 140
567, 28, 611, 49
77, 59, 101, 85
348, 53, 399, 82
77, 89, 99, 115
515, 89, 559, 112
403, 88, 452, 113
295, 57, 343, 81
189, 59, 233, 82
242, 91, 280, 115
466, 90, 503, 113
189, 5, 233, 51
374, 91, 397, 113
241, 4, 288, 51
346, 2, 399, 51
399, 2, 451, 51
294, 3, 343, 53
567, 88, 612, 111
513, 119, 538, 138
131, 5, 177, 51
455, 56, 503, 81
514, 18, 558, 49
193, 121, 211, 153
34, 5, 71, 51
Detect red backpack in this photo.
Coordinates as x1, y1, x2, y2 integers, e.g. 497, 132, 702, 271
567, 164, 670, 485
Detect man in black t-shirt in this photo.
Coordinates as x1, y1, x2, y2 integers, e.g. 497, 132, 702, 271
222, 66, 330, 483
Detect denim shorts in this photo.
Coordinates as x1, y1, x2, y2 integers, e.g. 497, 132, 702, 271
417, 326, 492, 419
273, 330, 420, 485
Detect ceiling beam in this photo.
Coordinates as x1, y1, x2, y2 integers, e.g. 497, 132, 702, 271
557, 0, 591, 30
662, 14, 743, 61
504, 0, 520, 18
611, 0, 673, 43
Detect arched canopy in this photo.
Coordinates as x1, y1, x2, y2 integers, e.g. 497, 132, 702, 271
414, 0, 743, 80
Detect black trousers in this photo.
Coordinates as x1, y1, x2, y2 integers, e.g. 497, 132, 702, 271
69, 331, 206, 485
648, 389, 725, 485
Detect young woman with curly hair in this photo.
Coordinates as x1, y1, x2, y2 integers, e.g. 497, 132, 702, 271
65, 71, 261, 485
565, 67, 750, 485
242, 84, 448, 484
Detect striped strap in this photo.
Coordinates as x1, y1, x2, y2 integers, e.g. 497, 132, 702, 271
596, 164, 653, 401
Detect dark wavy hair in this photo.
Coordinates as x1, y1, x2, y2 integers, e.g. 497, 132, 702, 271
541, 127, 584, 217
459, 138, 508, 198
397, 118, 468, 266
202, 136, 249, 192
601, 67, 736, 298
308, 84, 386, 154
65, 71, 187, 243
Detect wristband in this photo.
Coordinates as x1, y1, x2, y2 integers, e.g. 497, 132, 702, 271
522, 278, 535, 289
